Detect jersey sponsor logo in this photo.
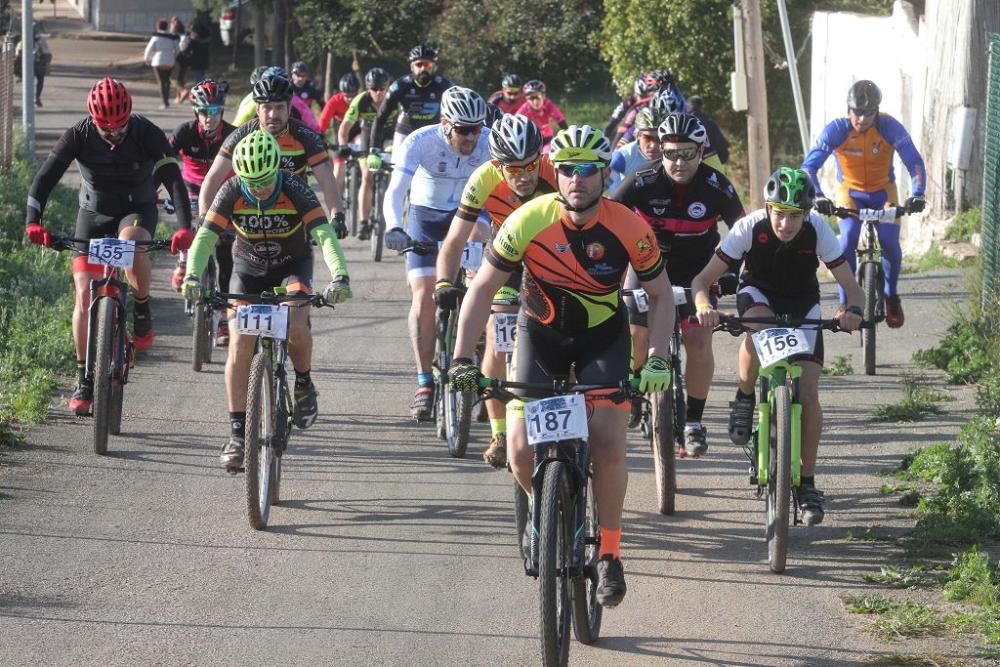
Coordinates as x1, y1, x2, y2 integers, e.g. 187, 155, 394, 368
871, 141, 882, 155
757, 232, 770, 244
587, 262, 617, 276
687, 202, 707, 218
497, 236, 519, 257
437, 161, 447, 173
652, 207, 667, 215
635, 236, 655, 259
585, 242, 605, 260
279, 155, 299, 171
252, 240, 283, 257
555, 242, 571, 253
241, 213, 294, 233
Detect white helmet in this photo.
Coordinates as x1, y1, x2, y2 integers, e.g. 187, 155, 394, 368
441, 86, 487, 125
489, 113, 543, 162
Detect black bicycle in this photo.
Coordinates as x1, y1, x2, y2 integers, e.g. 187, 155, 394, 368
185, 251, 219, 372
341, 149, 363, 237
368, 152, 393, 262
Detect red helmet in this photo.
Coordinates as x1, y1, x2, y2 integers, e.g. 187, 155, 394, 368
87, 76, 132, 129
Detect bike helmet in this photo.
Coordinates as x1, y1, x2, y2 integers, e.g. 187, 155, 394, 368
87, 76, 132, 129
763, 167, 815, 211
365, 67, 390, 89
657, 84, 686, 114
657, 112, 708, 145
232, 130, 281, 184
634, 72, 658, 97
290, 60, 309, 75
522, 79, 546, 96
489, 113, 543, 163
501, 73, 523, 90
249, 65, 269, 86
847, 79, 881, 114
189, 79, 228, 108
440, 86, 487, 125
408, 44, 438, 62
339, 72, 360, 95
649, 68, 675, 89
549, 124, 613, 165
252, 68, 294, 103
484, 102, 504, 129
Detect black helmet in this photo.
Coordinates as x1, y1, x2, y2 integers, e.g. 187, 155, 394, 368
847, 80, 881, 114
484, 102, 504, 130
501, 73, 523, 90
339, 72, 360, 95
252, 68, 293, 103
365, 67, 390, 89
290, 60, 309, 75
408, 44, 437, 62
249, 65, 270, 87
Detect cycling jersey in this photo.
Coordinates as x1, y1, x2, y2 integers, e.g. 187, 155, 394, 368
340, 91, 396, 151
318, 92, 351, 135
232, 93, 320, 132
384, 123, 490, 231
715, 209, 846, 299
221, 118, 328, 177
612, 162, 744, 283
487, 90, 524, 115
169, 118, 237, 187
608, 142, 654, 192
801, 113, 926, 203
488, 193, 664, 333
454, 156, 558, 234
293, 80, 324, 109
515, 98, 566, 140
605, 94, 642, 138
369, 73, 454, 145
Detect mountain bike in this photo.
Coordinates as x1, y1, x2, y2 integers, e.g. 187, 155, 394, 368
341, 149, 363, 237
832, 204, 908, 376
205, 288, 334, 530
479, 376, 639, 666
368, 151, 393, 262
185, 251, 219, 372
713, 313, 862, 572
51, 235, 171, 455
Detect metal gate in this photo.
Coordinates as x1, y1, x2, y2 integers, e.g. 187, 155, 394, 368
982, 33, 1000, 306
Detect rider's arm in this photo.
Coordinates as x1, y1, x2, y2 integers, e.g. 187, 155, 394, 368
878, 115, 926, 197
546, 99, 568, 130
453, 255, 512, 362
198, 155, 232, 216
712, 169, 747, 229
312, 161, 344, 216
154, 158, 192, 229
369, 80, 403, 149
638, 268, 674, 362
318, 94, 340, 136
622, 213, 671, 359
310, 222, 349, 278
26, 125, 79, 221
383, 133, 420, 231
190, 181, 242, 277
439, 163, 499, 281
801, 118, 849, 197
184, 225, 221, 279
232, 94, 257, 127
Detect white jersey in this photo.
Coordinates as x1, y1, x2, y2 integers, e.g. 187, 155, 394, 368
384, 124, 491, 230
608, 141, 655, 191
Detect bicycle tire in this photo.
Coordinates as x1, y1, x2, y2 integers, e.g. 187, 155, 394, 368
269, 373, 290, 507
570, 464, 602, 644
445, 310, 471, 457
650, 388, 676, 515
538, 460, 572, 667
192, 302, 211, 372
371, 176, 385, 262
767, 384, 792, 574
92, 297, 115, 455
514, 482, 530, 554
862, 261, 877, 375
345, 162, 359, 237
109, 380, 124, 436
245, 351, 275, 530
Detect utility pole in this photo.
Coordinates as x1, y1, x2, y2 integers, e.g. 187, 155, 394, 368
22, 0, 34, 154
776, 0, 810, 154
742, 0, 770, 210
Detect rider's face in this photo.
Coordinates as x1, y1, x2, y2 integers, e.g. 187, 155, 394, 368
257, 101, 289, 134
660, 140, 701, 184
95, 122, 127, 145
443, 118, 481, 155
500, 154, 541, 197
196, 108, 223, 133
849, 107, 877, 132
637, 131, 661, 161
410, 59, 436, 83
768, 205, 805, 242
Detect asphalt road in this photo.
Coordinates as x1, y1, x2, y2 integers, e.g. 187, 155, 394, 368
0, 26, 981, 667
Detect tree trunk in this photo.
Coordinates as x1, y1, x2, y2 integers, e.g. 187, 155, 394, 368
253, 2, 266, 68
272, 0, 286, 71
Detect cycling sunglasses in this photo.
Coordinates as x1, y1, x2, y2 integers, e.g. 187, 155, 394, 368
501, 157, 539, 175
451, 123, 482, 137
526, 94, 543, 101
368, 86, 387, 93
244, 174, 277, 190
503, 87, 521, 95
555, 162, 602, 178
412, 59, 435, 69
662, 147, 700, 162
196, 105, 223, 116
850, 106, 878, 117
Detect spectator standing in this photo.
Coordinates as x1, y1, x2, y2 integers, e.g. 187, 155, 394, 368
14, 22, 52, 107
144, 18, 179, 109
186, 25, 211, 88
170, 16, 189, 103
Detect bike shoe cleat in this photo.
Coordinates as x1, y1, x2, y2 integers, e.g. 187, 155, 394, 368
292, 380, 319, 429
220, 436, 245, 471
69, 382, 94, 415
798, 483, 825, 526
683, 422, 708, 458
411, 385, 434, 422
627, 396, 642, 429
483, 433, 507, 469
596, 555, 627, 608
357, 221, 372, 241
133, 306, 155, 351
728, 394, 756, 446
885, 294, 904, 328
216, 320, 230, 347
171, 263, 186, 292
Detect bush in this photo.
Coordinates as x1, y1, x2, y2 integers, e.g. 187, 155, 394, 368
944, 207, 981, 243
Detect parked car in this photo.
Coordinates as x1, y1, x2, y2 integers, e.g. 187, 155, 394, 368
219, 0, 256, 47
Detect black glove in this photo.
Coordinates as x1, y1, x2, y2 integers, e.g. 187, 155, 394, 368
716, 272, 739, 297
332, 211, 348, 239
814, 197, 834, 216
905, 196, 926, 214
336, 145, 353, 159
433, 279, 465, 310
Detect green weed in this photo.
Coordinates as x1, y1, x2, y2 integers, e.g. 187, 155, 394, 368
902, 247, 968, 274
845, 593, 896, 614
868, 601, 947, 641
864, 565, 944, 589
822, 354, 854, 376
944, 207, 981, 243
872, 376, 950, 422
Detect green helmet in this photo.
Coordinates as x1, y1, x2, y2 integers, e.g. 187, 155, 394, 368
763, 167, 815, 211
549, 124, 613, 165
232, 130, 281, 185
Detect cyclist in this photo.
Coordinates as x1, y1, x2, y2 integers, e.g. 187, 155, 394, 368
24, 76, 194, 414
337, 67, 395, 241
605, 72, 656, 140
487, 73, 525, 114
617, 83, 685, 145
801, 79, 926, 328
320, 73, 361, 209
515, 80, 567, 152
381, 86, 490, 420
447, 125, 674, 607
691, 167, 864, 525
181, 130, 352, 471
607, 92, 671, 191
435, 113, 557, 468
611, 112, 744, 456
233, 66, 321, 132
198, 68, 347, 237
367, 43, 454, 167
290, 60, 325, 111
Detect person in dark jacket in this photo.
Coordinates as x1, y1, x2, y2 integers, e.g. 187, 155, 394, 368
686, 95, 729, 165
185, 25, 211, 87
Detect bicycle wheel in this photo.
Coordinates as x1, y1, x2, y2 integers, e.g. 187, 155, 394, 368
538, 460, 572, 666
371, 176, 385, 262
514, 482, 530, 554
345, 163, 359, 237
92, 297, 115, 455
650, 388, 676, 515
269, 372, 290, 507
767, 385, 792, 573
570, 464, 602, 644
192, 302, 211, 372
245, 351, 276, 530
444, 310, 472, 457
862, 261, 877, 376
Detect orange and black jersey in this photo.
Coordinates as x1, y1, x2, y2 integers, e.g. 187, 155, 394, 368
220, 118, 328, 177
455, 157, 558, 236
204, 171, 327, 276
487, 193, 663, 333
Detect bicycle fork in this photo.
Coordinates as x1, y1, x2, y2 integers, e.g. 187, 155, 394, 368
747, 369, 803, 511
524, 442, 588, 579
84, 277, 132, 388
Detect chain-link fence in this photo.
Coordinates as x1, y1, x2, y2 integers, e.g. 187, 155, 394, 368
983, 33, 1000, 307
0, 34, 14, 170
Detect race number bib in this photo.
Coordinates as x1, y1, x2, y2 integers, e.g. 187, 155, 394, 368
631, 288, 649, 313
671, 286, 688, 305
751, 328, 812, 367
525, 394, 588, 445
235, 304, 289, 341
859, 208, 897, 224
88, 238, 135, 269
493, 313, 518, 353
439, 241, 484, 270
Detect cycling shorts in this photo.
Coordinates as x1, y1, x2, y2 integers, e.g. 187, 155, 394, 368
228, 254, 313, 316
622, 267, 711, 330
71, 204, 159, 274
406, 205, 455, 277
509, 308, 631, 414
736, 286, 824, 365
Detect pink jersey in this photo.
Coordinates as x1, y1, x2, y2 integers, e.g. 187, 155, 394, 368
515, 98, 566, 139
291, 95, 321, 133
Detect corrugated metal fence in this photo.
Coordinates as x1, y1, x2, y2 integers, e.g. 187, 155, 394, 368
983, 33, 1000, 305
0, 35, 14, 170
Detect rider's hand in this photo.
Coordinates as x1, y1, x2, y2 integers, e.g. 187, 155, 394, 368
696, 305, 720, 329
638, 355, 671, 393
838, 304, 863, 332
366, 150, 383, 170
336, 145, 353, 159
25, 222, 52, 247
170, 227, 194, 254
448, 357, 482, 393
433, 279, 464, 310
323, 275, 352, 304
814, 197, 834, 216
905, 196, 926, 214
384, 227, 410, 251
716, 272, 739, 297
331, 211, 348, 240
181, 275, 202, 303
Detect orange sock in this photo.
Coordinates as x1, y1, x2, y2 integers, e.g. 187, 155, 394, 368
599, 528, 621, 559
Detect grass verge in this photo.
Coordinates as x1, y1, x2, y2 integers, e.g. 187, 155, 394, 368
871, 375, 952, 422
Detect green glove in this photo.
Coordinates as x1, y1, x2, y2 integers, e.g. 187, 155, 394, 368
447, 357, 482, 393
181, 275, 202, 303
639, 355, 671, 393
366, 152, 383, 170
324, 276, 352, 304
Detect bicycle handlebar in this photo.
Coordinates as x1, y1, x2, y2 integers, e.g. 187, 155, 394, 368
206, 290, 334, 309
49, 235, 172, 252
832, 204, 909, 221
400, 240, 437, 256
476, 376, 641, 404
712, 312, 871, 336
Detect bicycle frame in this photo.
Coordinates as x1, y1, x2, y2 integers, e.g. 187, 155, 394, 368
84, 265, 131, 389
752, 360, 802, 490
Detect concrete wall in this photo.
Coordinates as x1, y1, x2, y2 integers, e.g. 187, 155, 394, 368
92, 0, 196, 35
